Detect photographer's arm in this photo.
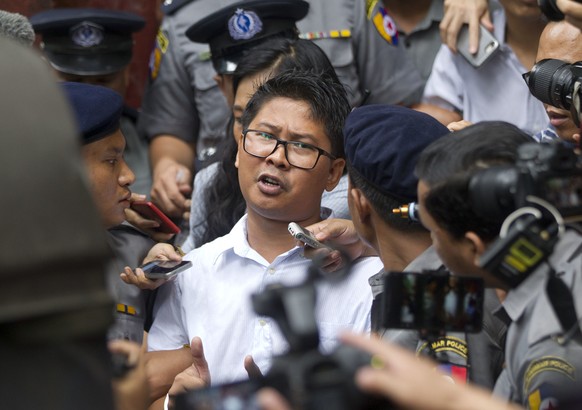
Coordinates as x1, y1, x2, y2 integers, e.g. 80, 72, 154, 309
341, 333, 522, 410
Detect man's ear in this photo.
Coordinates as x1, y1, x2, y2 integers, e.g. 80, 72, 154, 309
214, 74, 234, 105
349, 186, 371, 224
465, 231, 487, 264
325, 158, 345, 192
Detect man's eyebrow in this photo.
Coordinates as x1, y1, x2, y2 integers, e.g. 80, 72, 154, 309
254, 122, 318, 143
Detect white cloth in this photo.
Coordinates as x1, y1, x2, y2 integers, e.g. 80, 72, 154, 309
422, 8, 546, 136
148, 214, 381, 385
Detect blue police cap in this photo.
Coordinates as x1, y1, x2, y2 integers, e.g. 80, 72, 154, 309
60, 82, 123, 144
30, 8, 145, 75
344, 105, 450, 202
186, 0, 309, 74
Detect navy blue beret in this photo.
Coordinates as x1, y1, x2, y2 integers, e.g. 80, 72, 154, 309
30, 8, 145, 75
60, 82, 123, 144
344, 105, 449, 202
186, 0, 309, 74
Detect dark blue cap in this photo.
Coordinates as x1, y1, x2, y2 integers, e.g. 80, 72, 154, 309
186, 0, 309, 74
30, 8, 145, 75
60, 82, 123, 144
344, 105, 449, 202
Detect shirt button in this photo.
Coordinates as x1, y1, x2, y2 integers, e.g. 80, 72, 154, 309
268, 267, 275, 275
259, 319, 266, 326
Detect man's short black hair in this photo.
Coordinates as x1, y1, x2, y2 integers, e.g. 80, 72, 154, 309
241, 69, 350, 158
415, 121, 532, 241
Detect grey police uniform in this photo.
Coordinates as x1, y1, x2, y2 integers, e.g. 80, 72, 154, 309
492, 228, 582, 408
139, 0, 424, 162
373, 246, 506, 388
106, 224, 156, 343
121, 107, 153, 196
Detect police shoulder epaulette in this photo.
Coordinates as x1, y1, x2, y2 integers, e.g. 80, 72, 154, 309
299, 29, 352, 40
161, 0, 195, 16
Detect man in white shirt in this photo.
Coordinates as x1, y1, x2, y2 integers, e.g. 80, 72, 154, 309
146, 70, 382, 397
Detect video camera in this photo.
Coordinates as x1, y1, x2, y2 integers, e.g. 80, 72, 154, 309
524, 57, 582, 128
469, 142, 582, 287
175, 258, 390, 410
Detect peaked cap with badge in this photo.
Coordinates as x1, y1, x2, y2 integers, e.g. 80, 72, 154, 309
186, 0, 309, 74
30, 8, 145, 76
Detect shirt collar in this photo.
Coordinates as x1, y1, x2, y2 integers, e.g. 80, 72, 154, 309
212, 207, 336, 265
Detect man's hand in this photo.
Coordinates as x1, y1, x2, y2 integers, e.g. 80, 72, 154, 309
150, 157, 192, 219
120, 243, 183, 290
303, 219, 377, 272
168, 337, 211, 398
109, 339, 150, 410
440, 0, 493, 53
125, 193, 176, 243
243, 355, 263, 379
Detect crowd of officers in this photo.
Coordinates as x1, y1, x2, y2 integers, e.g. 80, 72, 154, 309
1, 0, 582, 410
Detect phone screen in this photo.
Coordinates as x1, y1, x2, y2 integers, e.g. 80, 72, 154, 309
383, 272, 484, 333
174, 379, 261, 410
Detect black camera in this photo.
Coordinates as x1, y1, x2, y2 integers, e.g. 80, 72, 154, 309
524, 58, 582, 127
175, 259, 389, 410
469, 142, 582, 287
538, 0, 582, 21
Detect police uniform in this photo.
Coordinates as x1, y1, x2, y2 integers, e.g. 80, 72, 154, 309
139, 0, 424, 162
373, 247, 506, 388
492, 228, 582, 408
60, 82, 155, 343
30, 8, 153, 196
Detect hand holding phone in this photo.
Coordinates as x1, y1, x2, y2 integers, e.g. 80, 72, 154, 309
130, 201, 181, 234
139, 260, 192, 280
288, 222, 333, 250
456, 24, 499, 68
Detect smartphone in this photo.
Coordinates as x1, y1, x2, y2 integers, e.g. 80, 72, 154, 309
174, 379, 261, 410
383, 271, 484, 333
288, 222, 332, 250
139, 260, 192, 280
457, 24, 500, 68
130, 201, 181, 234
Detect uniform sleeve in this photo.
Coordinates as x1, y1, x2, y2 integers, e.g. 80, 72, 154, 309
137, 17, 200, 143
352, 0, 424, 106
146, 278, 190, 351
422, 44, 465, 113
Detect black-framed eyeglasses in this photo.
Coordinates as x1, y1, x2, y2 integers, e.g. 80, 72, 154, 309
242, 129, 336, 170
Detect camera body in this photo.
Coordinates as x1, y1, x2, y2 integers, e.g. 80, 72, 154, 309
524, 58, 582, 127
469, 142, 582, 286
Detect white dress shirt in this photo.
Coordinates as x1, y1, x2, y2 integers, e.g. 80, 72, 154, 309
148, 214, 381, 385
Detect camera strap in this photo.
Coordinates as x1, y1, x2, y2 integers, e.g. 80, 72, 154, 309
546, 268, 582, 343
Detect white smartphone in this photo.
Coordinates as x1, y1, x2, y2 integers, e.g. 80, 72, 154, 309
139, 260, 192, 280
288, 222, 331, 250
457, 24, 500, 68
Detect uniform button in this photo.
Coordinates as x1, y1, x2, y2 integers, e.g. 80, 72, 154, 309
259, 319, 266, 326
268, 267, 276, 275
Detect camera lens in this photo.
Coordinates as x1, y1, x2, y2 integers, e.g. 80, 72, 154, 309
525, 58, 574, 110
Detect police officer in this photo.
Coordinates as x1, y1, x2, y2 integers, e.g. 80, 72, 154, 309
415, 122, 582, 408
30, 8, 153, 196
140, 0, 424, 222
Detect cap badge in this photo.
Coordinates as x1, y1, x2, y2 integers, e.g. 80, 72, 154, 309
228, 8, 263, 40
70, 22, 104, 47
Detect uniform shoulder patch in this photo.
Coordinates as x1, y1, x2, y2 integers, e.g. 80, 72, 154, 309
371, 6, 399, 46
418, 336, 469, 359
524, 357, 576, 396
528, 383, 560, 410
149, 28, 169, 81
